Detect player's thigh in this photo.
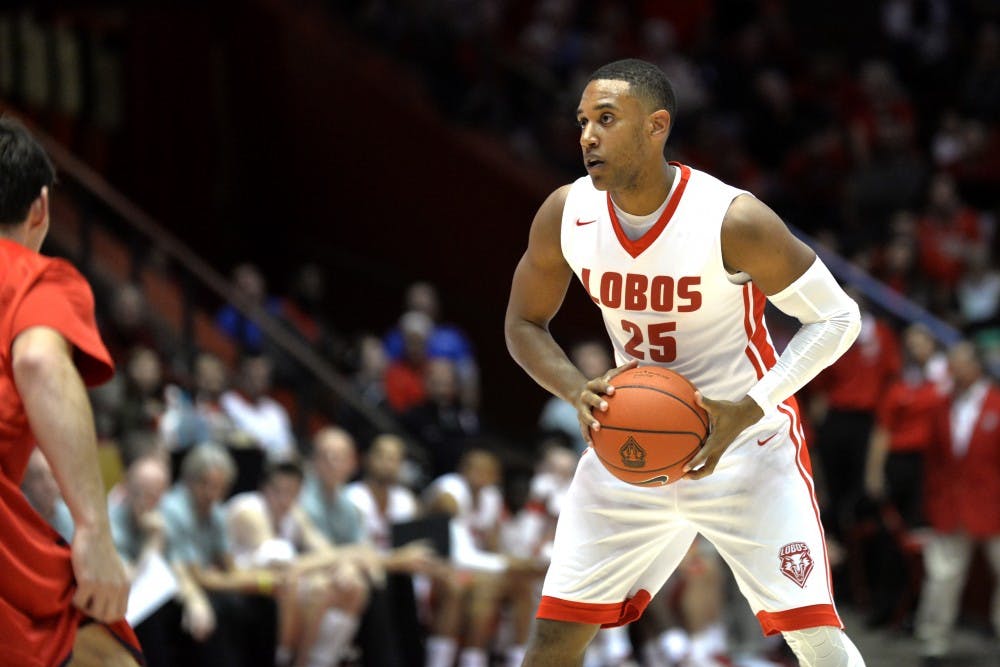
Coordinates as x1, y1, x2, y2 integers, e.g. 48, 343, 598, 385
542, 450, 697, 609
683, 430, 837, 625
69, 624, 141, 667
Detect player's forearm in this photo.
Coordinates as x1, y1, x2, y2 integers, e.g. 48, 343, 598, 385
746, 259, 861, 412
13, 332, 109, 530
505, 318, 588, 402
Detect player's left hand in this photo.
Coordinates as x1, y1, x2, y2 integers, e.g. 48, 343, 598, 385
683, 393, 763, 480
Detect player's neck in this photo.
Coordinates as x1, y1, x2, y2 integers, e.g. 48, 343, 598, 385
610, 161, 675, 216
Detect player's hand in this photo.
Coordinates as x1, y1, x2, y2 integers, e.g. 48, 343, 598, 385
575, 359, 639, 446
683, 393, 763, 480
70, 523, 131, 623
182, 594, 216, 642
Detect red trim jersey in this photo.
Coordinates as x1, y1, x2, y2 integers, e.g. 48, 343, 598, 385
562, 163, 775, 398
0, 239, 142, 666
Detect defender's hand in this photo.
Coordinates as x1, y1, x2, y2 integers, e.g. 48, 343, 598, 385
71, 524, 131, 623
683, 393, 763, 480
574, 359, 639, 446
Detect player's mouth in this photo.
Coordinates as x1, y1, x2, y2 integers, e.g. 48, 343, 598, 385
584, 156, 604, 170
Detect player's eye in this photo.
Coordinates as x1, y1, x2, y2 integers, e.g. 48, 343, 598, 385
577, 118, 588, 129
600, 113, 614, 125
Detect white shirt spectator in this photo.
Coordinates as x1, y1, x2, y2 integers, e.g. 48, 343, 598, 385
424, 473, 506, 572
220, 390, 296, 461
344, 481, 419, 551
950, 379, 991, 459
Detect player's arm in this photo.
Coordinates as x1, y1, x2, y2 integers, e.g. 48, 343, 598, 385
12, 326, 130, 623
505, 186, 636, 443
685, 196, 861, 479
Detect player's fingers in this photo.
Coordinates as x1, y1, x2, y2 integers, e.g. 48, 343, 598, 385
579, 423, 593, 446
683, 439, 713, 473
684, 453, 720, 480
73, 584, 94, 615
603, 359, 639, 390
694, 391, 720, 417
581, 390, 609, 412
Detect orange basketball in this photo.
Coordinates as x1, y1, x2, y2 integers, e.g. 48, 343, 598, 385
591, 366, 709, 486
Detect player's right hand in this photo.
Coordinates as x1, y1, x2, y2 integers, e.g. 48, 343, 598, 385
575, 359, 639, 446
70, 523, 131, 623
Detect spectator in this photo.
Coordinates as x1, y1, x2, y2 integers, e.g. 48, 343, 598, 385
115, 345, 166, 459
161, 352, 246, 452
216, 263, 283, 354
385, 282, 480, 409
299, 427, 434, 667
956, 245, 1000, 335
161, 443, 279, 666
538, 340, 613, 454
915, 171, 986, 290
862, 324, 946, 627
384, 311, 432, 413
402, 357, 480, 479
108, 456, 174, 667
21, 447, 74, 542
226, 461, 368, 667
100, 282, 169, 364
221, 354, 297, 462
809, 295, 901, 545
915, 342, 1000, 660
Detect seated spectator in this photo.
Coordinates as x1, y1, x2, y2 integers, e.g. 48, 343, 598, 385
300, 427, 435, 667
108, 455, 174, 667
21, 447, 74, 541
227, 461, 368, 667
402, 357, 480, 479
161, 352, 247, 452
538, 340, 613, 454
221, 354, 297, 462
100, 282, 170, 364
115, 346, 167, 459
216, 263, 283, 354
161, 443, 279, 667
956, 245, 1000, 335
384, 311, 432, 413
424, 449, 545, 667
384, 282, 479, 409
335, 334, 392, 449
916, 171, 984, 289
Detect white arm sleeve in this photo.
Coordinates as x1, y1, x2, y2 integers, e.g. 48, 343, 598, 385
746, 258, 861, 413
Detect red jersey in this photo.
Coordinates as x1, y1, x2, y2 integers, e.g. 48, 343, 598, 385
0, 240, 142, 666
876, 378, 945, 453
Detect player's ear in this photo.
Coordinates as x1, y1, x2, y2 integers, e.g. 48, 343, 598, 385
649, 110, 671, 140
27, 187, 49, 228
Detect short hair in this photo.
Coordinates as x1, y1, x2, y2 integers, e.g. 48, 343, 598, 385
0, 118, 56, 226
588, 59, 677, 120
180, 442, 237, 485
261, 460, 304, 486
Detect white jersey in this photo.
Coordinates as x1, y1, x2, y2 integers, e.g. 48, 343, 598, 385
561, 163, 777, 402
344, 481, 419, 551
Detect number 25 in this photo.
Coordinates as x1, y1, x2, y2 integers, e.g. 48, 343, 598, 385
622, 320, 676, 362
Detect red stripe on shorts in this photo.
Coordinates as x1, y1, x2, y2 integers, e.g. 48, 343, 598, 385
537, 589, 652, 628
756, 603, 843, 636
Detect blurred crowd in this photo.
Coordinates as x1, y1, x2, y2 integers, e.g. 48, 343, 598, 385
14, 1, 1000, 666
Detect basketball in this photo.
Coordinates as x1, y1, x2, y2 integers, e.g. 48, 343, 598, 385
591, 366, 709, 486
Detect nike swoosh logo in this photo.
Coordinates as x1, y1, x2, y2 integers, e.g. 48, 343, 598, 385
575, 219, 597, 226
757, 433, 778, 446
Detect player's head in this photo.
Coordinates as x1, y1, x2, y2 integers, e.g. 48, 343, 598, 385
0, 117, 55, 251
260, 460, 304, 520
365, 433, 407, 485
578, 59, 676, 191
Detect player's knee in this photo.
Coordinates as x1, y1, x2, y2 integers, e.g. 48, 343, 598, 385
781, 626, 865, 667
524, 619, 599, 662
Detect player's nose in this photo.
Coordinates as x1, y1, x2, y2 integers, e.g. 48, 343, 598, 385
580, 125, 598, 148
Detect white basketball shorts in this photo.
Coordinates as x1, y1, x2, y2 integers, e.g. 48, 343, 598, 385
537, 398, 842, 636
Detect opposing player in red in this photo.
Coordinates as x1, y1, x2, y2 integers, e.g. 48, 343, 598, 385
505, 60, 865, 666
0, 118, 143, 666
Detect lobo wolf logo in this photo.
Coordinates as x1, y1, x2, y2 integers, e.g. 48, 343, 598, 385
619, 436, 646, 468
779, 542, 814, 588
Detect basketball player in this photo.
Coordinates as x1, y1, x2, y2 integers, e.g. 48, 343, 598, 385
0, 118, 142, 665
504, 60, 864, 666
